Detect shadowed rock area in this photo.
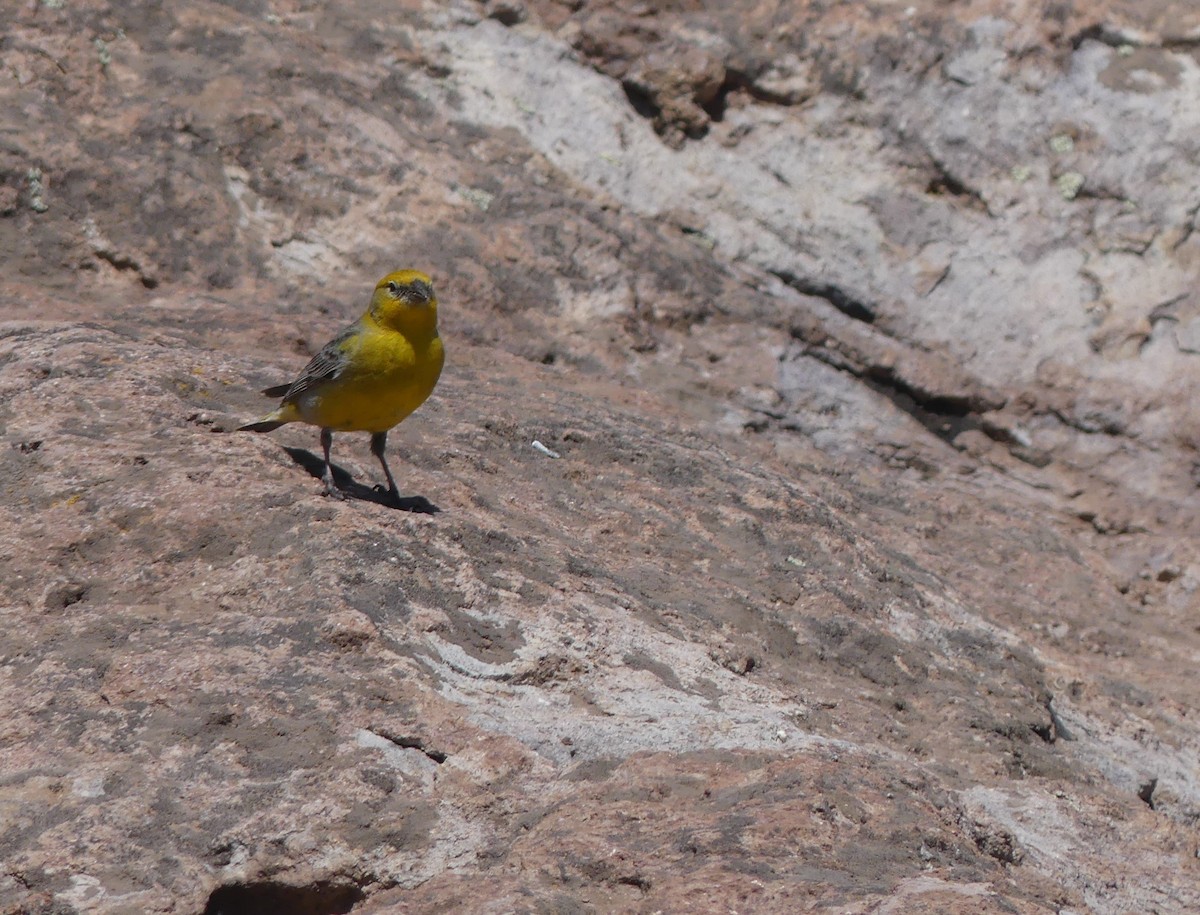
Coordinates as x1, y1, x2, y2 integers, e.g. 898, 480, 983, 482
2, 1, 1199, 913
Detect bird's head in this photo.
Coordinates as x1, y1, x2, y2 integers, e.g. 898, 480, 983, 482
368, 270, 439, 333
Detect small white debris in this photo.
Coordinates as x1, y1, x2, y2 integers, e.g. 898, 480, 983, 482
1049, 134, 1075, 154
531, 440, 560, 459
1008, 426, 1033, 448
1057, 171, 1085, 201
72, 772, 106, 798
457, 185, 494, 211
26, 168, 48, 212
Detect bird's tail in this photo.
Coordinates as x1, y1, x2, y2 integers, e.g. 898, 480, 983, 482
239, 396, 301, 431
238, 419, 287, 433
261, 383, 291, 397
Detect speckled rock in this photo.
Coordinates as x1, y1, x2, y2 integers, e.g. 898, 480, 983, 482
2, 2, 1199, 914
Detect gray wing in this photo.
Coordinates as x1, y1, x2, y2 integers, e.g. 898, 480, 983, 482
274, 323, 359, 404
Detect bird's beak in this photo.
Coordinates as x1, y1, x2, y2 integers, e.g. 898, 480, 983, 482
411, 280, 433, 304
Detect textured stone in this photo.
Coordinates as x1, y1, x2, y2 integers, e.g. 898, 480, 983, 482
1, 2, 1199, 914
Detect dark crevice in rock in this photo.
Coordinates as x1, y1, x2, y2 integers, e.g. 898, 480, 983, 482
368, 726, 448, 764
702, 67, 806, 122
771, 269, 877, 324
620, 63, 807, 145
1171, 202, 1200, 250
861, 366, 978, 418
1138, 777, 1158, 810
861, 374, 987, 447
1074, 183, 1129, 203
922, 153, 989, 212
1069, 23, 1137, 49
1029, 720, 1054, 744
882, 120, 989, 211
203, 880, 365, 915
620, 79, 660, 124
795, 339, 996, 449
699, 75, 731, 122
1070, 23, 1200, 52
1048, 407, 1127, 437
786, 303, 1014, 453
93, 247, 159, 289
616, 873, 652, 893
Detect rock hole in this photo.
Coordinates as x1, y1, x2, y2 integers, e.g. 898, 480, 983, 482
1030, 720, 1054, 744
616, 873, 652, 893
773, 268, 877, 324
204, 880, 364, 915
368, 727, 448, 764
620, 80, 659, 122
1137, 777, 1157, 810
700, 76, 733, 122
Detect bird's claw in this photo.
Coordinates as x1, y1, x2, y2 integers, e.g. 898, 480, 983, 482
372, 483, 403, 506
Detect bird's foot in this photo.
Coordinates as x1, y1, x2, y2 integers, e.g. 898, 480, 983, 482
373, 483, 403, 506
323, 478, 348, 500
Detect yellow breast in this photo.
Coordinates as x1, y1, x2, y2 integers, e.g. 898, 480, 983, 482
298, 325, 444, 433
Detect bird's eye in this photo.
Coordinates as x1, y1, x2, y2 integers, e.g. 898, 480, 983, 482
386, 281, 399, 294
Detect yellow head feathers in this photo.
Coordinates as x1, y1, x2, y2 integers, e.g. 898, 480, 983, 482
368, 270, 438, 331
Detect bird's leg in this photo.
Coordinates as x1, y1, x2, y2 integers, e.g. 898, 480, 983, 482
320, 428, 345, 499
370, 431, 401, 502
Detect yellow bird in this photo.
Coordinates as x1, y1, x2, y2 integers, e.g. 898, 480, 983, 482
240, 269, 444, 503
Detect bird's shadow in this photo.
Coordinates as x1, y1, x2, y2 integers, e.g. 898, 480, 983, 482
282, 447, 441, 514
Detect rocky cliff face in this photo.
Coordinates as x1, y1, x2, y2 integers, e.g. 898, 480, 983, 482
2, 1, 1198, 913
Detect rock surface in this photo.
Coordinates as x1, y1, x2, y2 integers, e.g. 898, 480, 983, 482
2, 1, 1199, 913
